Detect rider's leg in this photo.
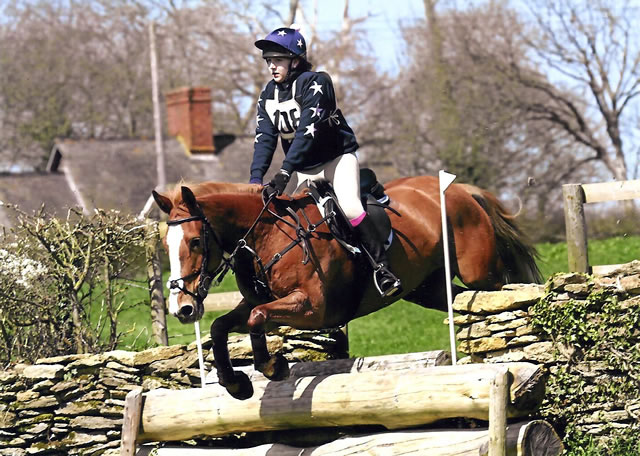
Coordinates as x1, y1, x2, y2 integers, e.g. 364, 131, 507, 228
352, 214, 402, 297
328, 154, 402, 297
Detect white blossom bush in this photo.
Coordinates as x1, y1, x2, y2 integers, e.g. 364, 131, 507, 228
0, 205, 147, 365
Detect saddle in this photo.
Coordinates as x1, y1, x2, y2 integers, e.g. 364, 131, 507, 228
306, 168, 396, 255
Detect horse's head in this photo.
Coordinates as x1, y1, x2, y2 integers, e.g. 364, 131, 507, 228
152, 186, 227, 323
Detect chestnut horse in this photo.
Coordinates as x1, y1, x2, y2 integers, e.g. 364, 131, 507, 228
152, 175, 542, 399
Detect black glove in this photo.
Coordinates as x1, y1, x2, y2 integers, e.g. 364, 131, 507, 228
268, 170, 290, 197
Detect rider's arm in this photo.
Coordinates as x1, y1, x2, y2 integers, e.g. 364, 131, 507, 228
250, 84, 279, 184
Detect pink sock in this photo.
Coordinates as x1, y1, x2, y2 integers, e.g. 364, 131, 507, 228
350, 212, 366, 227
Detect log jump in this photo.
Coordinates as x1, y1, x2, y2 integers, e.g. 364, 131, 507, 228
120, 351, 561, 455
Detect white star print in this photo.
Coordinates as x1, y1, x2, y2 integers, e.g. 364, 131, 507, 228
277, 30, 287, 36
254, 133, 262, 143
256, 115, 264, 125
310, 81, 323, 95
305, 123, 316, 137
297, 39, 303, 48
310, 104, 323, 118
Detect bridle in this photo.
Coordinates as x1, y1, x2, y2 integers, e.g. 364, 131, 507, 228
166, 213, 231, 305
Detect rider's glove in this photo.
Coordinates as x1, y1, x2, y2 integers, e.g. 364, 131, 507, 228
268, 170, 290, 196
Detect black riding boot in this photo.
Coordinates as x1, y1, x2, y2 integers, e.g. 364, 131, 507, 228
354, 215, 402, 297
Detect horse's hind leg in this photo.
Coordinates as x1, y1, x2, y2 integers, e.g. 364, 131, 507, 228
403, 270, 467, 312
210, 301, 254, 400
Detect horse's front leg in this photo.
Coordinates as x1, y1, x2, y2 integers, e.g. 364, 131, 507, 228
248, 290, 319, 382
210, 301, 254, 400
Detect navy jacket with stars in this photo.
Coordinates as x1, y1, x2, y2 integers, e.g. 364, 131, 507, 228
250, 70, 359, 182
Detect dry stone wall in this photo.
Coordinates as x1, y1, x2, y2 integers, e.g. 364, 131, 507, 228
0, 327, 346, 455
452, 261, 640, 442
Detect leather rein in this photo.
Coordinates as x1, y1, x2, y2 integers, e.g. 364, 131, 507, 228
166, 192, 335, 303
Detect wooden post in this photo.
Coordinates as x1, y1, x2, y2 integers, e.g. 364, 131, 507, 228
488, 367, 508, 456
120, 387, 144, 456
146, 221, 168, 345
562, 183, 589, 273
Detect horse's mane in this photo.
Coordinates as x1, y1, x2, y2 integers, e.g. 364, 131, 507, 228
165, 180, 261, 206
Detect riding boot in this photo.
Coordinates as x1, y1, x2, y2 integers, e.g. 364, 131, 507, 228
354, 215, 402, 297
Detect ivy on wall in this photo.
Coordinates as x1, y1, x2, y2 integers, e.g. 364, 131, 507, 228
531, 275, 640, 455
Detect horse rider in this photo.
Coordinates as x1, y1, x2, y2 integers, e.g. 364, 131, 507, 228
249, 26, 402, 298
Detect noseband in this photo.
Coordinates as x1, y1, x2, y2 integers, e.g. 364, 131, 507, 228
166, 214, 231, 305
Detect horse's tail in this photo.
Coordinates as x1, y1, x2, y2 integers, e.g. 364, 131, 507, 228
461, 184, 544, 284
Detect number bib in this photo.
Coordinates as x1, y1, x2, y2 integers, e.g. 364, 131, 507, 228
264, 80, 301, 141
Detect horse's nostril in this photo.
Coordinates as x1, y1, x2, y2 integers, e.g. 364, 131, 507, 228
179, 305, 194, 318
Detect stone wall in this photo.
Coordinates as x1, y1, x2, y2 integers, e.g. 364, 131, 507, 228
0, 327, 347, 456
452, 261, 640, 440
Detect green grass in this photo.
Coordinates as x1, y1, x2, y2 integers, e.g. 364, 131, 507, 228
114, 236, 640, 356
115, 272, 237, 350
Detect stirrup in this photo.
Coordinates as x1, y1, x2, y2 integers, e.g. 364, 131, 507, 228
373, 266, 402, 298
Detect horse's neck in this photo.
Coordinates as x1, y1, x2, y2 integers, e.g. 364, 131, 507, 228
203, 193, 264, 247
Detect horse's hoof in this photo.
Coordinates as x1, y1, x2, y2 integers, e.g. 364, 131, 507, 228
261, 353, 290, 381
224, 371, 254, 400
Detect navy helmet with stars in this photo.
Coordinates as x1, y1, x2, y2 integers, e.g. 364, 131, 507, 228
255, 27, 307, 60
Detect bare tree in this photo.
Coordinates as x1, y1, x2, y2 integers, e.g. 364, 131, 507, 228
517, 0, 640, 181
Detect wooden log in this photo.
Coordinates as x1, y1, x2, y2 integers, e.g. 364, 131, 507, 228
205, 350, 452, 385
137, 420, 563, 456
203, 291, 243, 312
121, 387, 143, 456
138, 362, 544, 443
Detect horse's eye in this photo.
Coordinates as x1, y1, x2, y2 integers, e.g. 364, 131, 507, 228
189, 237, 201, 251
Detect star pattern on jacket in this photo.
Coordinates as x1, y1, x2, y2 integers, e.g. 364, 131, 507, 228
297, 39, 303, 48
277, 30, 287, 36
256, 115, 264, 125
309, 81, 323, 95
254, 133, 262, 143
305, 123, 316, 137
310, 103, 323, 118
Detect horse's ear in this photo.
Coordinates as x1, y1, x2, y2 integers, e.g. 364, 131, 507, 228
152, 190, 173, 214
181, 186, 201, 215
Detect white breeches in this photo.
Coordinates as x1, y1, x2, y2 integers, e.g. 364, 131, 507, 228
284, 152, 364, 220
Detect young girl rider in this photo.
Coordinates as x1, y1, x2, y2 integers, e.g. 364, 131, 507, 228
249, 26, 401, 298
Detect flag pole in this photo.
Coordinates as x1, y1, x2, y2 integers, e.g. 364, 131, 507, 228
439, 170, 457, 365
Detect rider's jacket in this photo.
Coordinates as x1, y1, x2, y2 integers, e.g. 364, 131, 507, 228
250, 71, 359, 183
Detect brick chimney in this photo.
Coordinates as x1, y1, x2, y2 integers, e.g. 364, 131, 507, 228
165, 87, 215, 154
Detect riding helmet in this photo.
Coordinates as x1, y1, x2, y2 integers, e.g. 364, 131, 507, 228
255, 27, 307, 60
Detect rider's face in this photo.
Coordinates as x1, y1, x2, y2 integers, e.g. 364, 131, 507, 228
265, 57, 296, 83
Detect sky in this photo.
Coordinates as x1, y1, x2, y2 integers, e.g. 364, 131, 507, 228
297, 0, 427, 73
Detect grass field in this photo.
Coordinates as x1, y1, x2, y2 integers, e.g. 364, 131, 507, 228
115, 235, 640, 357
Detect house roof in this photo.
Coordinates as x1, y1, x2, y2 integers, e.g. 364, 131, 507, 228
0, 135, 256, 227
0, 172, 78, 227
